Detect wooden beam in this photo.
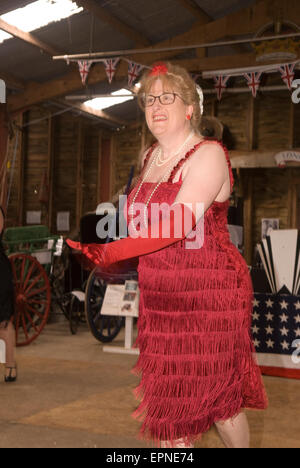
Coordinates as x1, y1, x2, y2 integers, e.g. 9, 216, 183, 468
75, 102, 127, 126
76, 0, 150, 47
46, 113, 56, 231
16, 113, 25, 225
0, 105, 9, 208
8, 0, 300, 112
243, 171, 253, 265
76, 121, 84, 228
0, 18, 61, 56
246, 96, 255, 151
289, 101, 295, 149
0, 71, 25, 91
176, 0, 212, 21
7, 53, 261, 113
99, 136, 113, 203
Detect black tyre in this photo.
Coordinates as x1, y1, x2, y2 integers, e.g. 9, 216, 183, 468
85, 268, 123, 343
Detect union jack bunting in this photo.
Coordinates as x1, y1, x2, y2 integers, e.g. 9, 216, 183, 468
278, 63, 296, 90
252, 292, 300, 379
78, 60, 93, 85
103, 58, 120, 84
213, 75, 230, 101
244, 72, 262, 97
128, 61, 143, 87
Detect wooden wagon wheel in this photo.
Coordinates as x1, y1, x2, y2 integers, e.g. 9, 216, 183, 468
9, 253, 51, 347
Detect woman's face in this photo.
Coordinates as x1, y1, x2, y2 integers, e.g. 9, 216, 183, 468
145, 78, 193, 140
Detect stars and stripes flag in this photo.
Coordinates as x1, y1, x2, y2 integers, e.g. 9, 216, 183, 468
78, 60, 93, 85
128, 61, 143, 87
278, 63, 296, 90
103, 58, 120, 84
252, 293, 300, 379
244, 72, 262, 97
213, 75, 230, 101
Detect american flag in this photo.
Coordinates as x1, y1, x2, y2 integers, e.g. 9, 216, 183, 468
252, 293, 300, 379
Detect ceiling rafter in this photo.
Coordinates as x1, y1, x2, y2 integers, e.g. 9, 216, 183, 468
53, 98, 127, 126
0, 18, 61, 56
176, 0, 212, 22
7, 0, 299, 113
7, 52, 261, 113
76, 0, 150, 47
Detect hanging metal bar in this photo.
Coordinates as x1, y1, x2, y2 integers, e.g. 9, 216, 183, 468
53, 32, 300, 61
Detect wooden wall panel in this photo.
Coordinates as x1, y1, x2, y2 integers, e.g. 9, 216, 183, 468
255, 92, 290, 150
23, 107, 49, 225
82, 125, 99, 214
214, 93, 249, 150
52, 113, 78, 234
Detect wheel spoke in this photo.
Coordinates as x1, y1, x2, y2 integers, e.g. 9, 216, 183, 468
23, 262, 37, 290
26, 303, 44, 320
25, 272, 44, 295
24, 308, 40, 333
21, 310, 29, 340
26, 285, 47, 299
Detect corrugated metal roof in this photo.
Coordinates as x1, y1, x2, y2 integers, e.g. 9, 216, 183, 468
0, 0, 34, 15
0, 0, 260, 124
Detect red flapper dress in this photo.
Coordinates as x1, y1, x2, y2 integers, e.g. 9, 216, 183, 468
128, 139, 268, 446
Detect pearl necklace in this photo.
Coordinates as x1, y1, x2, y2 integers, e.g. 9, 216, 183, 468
128, 133, 195, 232
155, 132, 194, 167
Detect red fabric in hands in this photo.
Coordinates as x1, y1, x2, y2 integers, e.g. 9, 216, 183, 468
66, 203, 196, 269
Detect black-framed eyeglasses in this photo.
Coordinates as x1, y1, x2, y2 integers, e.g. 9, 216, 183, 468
142, 92, 181, 107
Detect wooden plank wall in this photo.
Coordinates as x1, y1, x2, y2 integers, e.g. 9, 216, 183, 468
6, 106, 110, 235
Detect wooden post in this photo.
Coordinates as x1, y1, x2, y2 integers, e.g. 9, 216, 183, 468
46, 113, 56, 231
16, 112, 25, 225
0, 105, 9, 210
76, 121, 84, 229
289, 101, 295, 150
246, 96, 255, 151
243, 170, 253, 265
98, 134, 114, 203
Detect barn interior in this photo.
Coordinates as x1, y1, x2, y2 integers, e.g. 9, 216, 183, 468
0, 0, 300, 449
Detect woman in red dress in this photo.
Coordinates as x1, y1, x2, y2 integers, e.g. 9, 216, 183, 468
68, 62, 268, 448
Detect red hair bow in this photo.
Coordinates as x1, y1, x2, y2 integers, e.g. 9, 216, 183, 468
150, 63, 168, 76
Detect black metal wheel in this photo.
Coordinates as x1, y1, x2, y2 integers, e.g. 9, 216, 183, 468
85, 268, 123, 343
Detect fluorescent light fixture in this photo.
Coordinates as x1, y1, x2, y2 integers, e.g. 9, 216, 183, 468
0, 0, 83, 44
84, 89, 134, 111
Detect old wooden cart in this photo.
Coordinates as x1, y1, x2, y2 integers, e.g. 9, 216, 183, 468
3, 225, 60, 346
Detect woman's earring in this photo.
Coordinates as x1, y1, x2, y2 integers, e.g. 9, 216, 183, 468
186, 114, 192, 120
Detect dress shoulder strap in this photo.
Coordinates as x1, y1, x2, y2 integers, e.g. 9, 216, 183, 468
168, 138, 234, 192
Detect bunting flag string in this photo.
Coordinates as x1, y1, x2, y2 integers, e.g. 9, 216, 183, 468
278, 63, 296, 90
213, 75, 230, 101
244, 71, 262, 97
78, 60, 93, 85
103, 58, 120, 84
127, 61, 144, 87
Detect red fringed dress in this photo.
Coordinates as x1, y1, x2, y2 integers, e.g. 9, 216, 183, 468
129, 139, 268, 446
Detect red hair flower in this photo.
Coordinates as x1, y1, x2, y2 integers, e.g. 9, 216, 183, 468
150, 63, 168, 76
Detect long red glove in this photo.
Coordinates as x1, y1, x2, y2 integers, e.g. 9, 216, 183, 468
66, 203, 197, 269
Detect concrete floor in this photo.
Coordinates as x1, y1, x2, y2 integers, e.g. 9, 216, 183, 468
0, 319, 299, 448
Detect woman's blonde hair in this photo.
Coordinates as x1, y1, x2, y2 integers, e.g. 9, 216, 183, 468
137, 62, 202, 133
